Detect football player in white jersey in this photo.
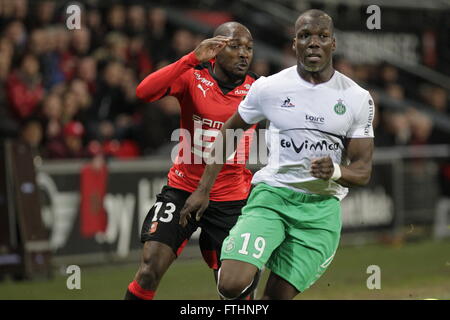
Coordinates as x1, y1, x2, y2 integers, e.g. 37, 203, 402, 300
180, 9, 375, 300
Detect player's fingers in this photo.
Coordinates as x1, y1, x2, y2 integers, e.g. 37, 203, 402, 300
320, 165, 332, 174
180, 212, 191, 228
195, 209, 203, 222
310, 170, 320, 178
315, 157, 326, 164
205, 39, 227, 45
203, 39, 229, 48
212, 35, 232, 41
179, 205, 191, 227
311, 167, 328, 180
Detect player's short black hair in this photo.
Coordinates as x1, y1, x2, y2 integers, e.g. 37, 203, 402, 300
295, 9, 334, 35
213, 22, 251, 38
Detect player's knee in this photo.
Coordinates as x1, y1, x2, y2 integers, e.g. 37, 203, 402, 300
217, 270, 255, 299
138, 257, 164, 287
218, 278, 250, 299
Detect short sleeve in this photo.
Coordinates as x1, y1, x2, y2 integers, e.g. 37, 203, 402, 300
238, 77, 266, 124
347, 92, 375, 138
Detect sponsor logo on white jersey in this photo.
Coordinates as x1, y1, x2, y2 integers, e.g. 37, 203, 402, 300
305, 114, 325, 124
281, 138, 339, 153
281, 97, 295, 108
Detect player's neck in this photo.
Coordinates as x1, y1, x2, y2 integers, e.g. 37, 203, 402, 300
297, 64, 335, 85
213, 64, 243, 85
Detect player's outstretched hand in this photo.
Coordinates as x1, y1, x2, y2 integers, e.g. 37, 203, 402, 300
179, 188, 210, 227
194, 36, 231, 62
310, 156, 334, 180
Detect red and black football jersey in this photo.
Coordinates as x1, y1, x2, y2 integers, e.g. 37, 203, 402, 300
136, 52, 258, 201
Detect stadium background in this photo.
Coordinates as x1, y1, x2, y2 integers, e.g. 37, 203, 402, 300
0, 0, 449, 300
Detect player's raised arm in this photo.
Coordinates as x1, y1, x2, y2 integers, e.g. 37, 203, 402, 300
179, 111, 251, 227
310, 137, 374, 186
135, 36, 231, 102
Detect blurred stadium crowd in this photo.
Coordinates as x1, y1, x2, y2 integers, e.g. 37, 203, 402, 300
0, 0, 449, 162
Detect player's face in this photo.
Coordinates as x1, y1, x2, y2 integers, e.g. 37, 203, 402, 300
215, 29, 253, 80
293, 16, 335, 73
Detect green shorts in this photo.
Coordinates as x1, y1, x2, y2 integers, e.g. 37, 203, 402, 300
221, 182, 342, 292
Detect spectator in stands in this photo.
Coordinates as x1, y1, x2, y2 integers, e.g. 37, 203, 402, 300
128, 35, 153, 80
140, 96, 180, 155
76, 56, 97, 94
406, 108, 434, 145
385, 83, 405, 101
27, 28, 46, 57
353, 64, 371, 87
6, 53, 44, 121
251, 58, 271, 77
85, 7, 105, 50
100, 32, 129, 64
39, 92, 63, 142
166, 29, 196, 62
0, 0, 28, 22
378, 63, 399, 87
127, 4, 147, 36
72, 28, 92, 57
46, 121, 89, 159
20, 117, 43, 159
428, 87, 450, 145
428, 86, 448, 114
86, 60, 130, 142
376, 111, 411, 146
0, 37, 18, 136
55, 27, 77, 82
3, 20, 27, 57
334, 56, 354, 79
0, 0, 14, 21
107, 4, 127, 34
61, 89, 80, 124
147, 7, 172, 64
280, 41, 297, 69
12, 0, 28, 21
39, 27, 66, 90
0, 37, 14, 89
69, 78, 92, 115
32, 0, 56, 29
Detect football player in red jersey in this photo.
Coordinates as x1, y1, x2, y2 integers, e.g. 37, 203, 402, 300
125, 22, 259, 300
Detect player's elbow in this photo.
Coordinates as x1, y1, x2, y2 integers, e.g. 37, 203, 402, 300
136, 83, 146, 100
343, 170, 371, 187
359, 176, 371, 186
358, 169, 372, 186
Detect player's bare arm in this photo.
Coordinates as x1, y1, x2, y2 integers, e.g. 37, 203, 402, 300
179, 112, 251, 227
310, 137, 373, 186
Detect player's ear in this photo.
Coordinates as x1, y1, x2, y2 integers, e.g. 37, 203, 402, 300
331, 36, 336, 52
292, 37, 297, 52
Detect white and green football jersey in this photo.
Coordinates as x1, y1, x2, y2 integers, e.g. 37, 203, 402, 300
238, 66, 375, 200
